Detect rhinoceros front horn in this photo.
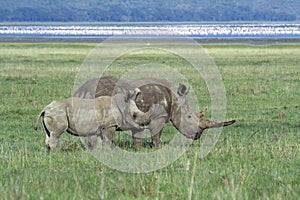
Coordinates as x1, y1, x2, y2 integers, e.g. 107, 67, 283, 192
199, 119, 236, 130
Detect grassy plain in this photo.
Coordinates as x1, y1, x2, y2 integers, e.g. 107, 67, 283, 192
0, 42, 299, 199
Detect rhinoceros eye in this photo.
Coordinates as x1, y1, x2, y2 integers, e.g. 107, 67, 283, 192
188, 115, 192, 119
132, 112, 137, 119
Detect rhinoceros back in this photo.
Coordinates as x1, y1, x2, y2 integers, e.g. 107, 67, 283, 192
74, 76, 119, 99
131, 79, 172, 113
74, 76, 173, 119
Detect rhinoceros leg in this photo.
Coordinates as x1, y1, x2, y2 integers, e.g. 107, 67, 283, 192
45, 127, 65, 151
131, 117, 165, 149
150, 129, 163, 148
42, 114, 68, 151
132, 129, 144, 149
149, 117, 166, 148
45, 135, 50, 149
82, 135, 101, 150
101, 127, 115, 147
41, 119, 51, 149
82, 127, 115, 150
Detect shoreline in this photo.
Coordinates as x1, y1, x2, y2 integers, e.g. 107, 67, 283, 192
0, 37, 299, 44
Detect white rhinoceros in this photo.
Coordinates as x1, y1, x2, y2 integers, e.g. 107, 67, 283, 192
34, 88, 151, 151
74, 76, 236, 149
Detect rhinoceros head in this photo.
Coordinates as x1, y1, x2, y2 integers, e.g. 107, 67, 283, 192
115, 88, 151, 129
170, 84, 201, 139
171, 84, 236, 140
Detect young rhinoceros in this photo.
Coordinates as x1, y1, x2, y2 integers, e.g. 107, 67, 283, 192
34, 88, 151, 151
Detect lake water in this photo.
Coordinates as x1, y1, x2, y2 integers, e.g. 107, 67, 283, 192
0, 23, 299, 39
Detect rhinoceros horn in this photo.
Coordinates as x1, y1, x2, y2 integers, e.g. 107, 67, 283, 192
195, 108, 236, 140
199, 119, 236, 130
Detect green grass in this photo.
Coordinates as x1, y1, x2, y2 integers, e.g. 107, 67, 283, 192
0, 42, 299, 199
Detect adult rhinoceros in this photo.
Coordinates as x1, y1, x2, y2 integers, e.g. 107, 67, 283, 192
74, 76, 235, 148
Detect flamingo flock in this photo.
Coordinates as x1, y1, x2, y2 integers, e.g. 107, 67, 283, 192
0, 23, 299, 38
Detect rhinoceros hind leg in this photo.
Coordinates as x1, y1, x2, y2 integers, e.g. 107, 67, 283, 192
45, 135, 51, 150
43, 123, 66, 151
47, 134, 60, 151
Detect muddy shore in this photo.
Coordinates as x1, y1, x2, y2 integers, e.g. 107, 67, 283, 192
0, 37, 299, 44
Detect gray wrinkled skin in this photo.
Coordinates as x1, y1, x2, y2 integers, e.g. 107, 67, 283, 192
74, 76, 236, 148
34, 89, 151, 151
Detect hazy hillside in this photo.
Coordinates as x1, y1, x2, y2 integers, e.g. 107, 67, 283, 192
0, 0, 299, 22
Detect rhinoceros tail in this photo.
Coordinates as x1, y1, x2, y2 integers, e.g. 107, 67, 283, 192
34, 109, 52, 137
34, 110, 45, 131
34, 110, 51, 137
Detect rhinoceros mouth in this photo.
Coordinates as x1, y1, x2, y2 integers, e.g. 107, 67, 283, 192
138, 118, 151, 129
193, 130, 204, 140
193, 134, 201, 140
182, 132, 200, 140
139, 124, 149, 129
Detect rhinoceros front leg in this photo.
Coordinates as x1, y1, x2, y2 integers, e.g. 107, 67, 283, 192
82, 127, 115, 150
149, 117, 166, 148
150, 129, 163, 148
131, 129, 162, 149
45, 128, 64, 151
82, 135, 101, 150
132, 129, 144, 149
132, 117, 165, 149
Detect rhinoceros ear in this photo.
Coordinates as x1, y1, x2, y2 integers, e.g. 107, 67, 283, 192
177, 83, 190, 96
125, 88, 141, 102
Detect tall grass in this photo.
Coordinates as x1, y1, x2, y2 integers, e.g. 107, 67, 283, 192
0, 42, 299, 199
